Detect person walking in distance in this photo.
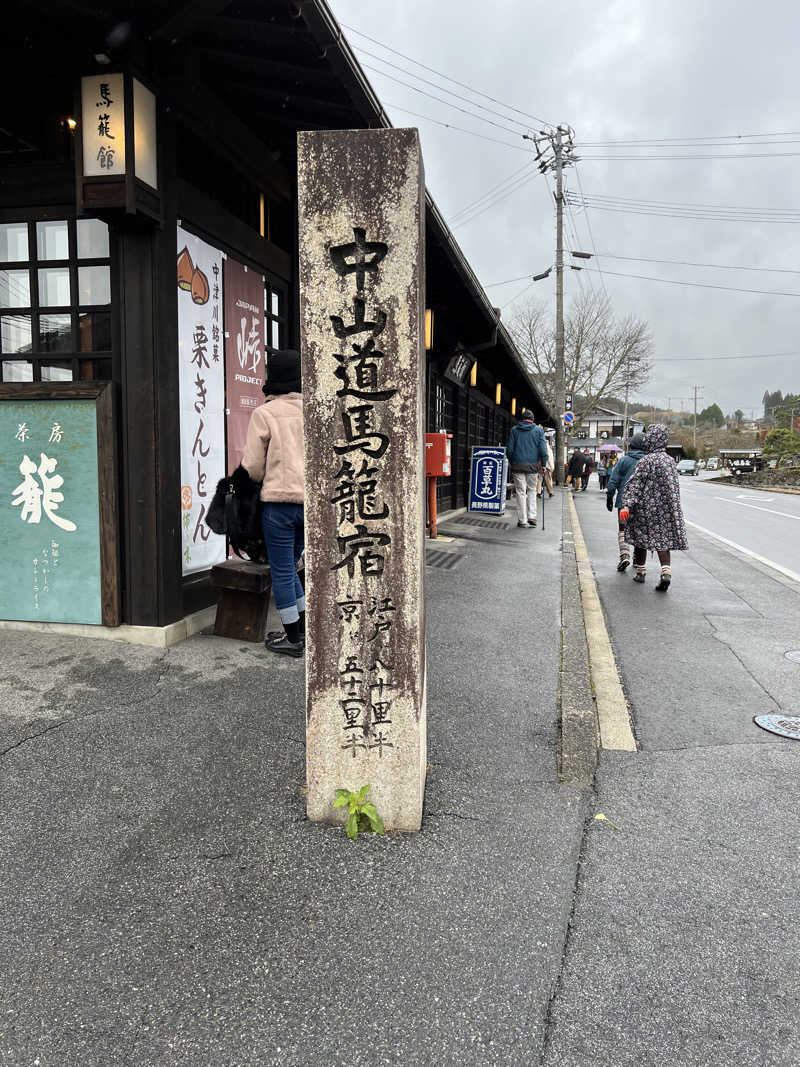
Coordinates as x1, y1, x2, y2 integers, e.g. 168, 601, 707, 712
506, 408, 548, 528
538, 428, 555, 498
606, 432, 645, 571
580, 450, 594, 491
620, 424, 688, 591
242, 349, 306, 656
565, 448, 585, 491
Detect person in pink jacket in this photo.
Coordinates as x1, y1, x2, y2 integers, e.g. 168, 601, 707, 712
242, 349, 305, 658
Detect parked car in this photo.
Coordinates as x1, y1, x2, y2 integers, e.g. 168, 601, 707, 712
706, 457, 719, 471
677, 459, 699, 477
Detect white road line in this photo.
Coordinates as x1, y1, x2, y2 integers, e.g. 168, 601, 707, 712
687, 520, 800, 585
713, 497, 800, 520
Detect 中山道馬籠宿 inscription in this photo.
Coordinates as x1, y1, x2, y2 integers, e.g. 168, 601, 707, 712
298, 128, 427, 832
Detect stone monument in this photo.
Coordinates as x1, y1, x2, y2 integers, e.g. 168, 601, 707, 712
298, 128, 426, 832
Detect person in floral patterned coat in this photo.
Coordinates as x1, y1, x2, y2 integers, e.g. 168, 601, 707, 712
620, 424, 688, 591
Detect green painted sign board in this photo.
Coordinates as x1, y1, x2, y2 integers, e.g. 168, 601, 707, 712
0, 398, 103, 624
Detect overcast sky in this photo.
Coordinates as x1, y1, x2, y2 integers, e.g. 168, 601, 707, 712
328, 0, 800, 417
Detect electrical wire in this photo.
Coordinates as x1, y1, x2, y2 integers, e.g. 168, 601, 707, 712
501, 281, 538, 309
451, 170, 538, 229
577, 151, 800, 161
577, 130, 800, 146
450, 161, 535, 222
566, 190, 800, 215
354, 47, 531, 132
565, 202, 800, 224
361, 63, 527, 139
342, 22, 555, 128
575, 266, 800, 297
574, 166, 608, 301
383, 102, 531, 153
653, 350, 800, 362
587, 253, 800, 275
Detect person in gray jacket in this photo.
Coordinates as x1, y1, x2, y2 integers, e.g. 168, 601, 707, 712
506, 409, 548, 528
606, 432, 644, 570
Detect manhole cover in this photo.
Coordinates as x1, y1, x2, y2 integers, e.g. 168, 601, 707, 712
753, 714, 800, 740
784, 650, 800, 663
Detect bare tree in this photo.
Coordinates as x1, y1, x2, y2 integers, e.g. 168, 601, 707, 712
509, 290, 653, 420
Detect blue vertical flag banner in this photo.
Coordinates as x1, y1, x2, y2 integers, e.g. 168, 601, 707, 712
468, 446, 508, 514
0, 399, 102, 623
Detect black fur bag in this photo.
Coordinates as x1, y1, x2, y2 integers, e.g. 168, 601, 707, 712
206, 465, 267, 564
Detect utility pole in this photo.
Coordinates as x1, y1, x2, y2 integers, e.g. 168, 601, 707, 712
528, 124, 577, 482
692, 384, 703, 450
554, 127, 566, 482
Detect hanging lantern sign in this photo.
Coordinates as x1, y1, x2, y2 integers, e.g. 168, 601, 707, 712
76, 72, 159, 220
81, 73, 126, 177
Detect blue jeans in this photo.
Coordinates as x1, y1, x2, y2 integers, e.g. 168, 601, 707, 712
261, 502, 305, 624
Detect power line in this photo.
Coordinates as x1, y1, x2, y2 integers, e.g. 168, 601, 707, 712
355, 47, 530, 132
577, 130, 800, 145
567, 190, 800, 215
589, 253, 800, 275
484, 273, 537, 287
450, 161, 535, 222
501, 280, 538, 309
654, 350, 800, 362
451, 171, 538, 229
342, 22, 555, 128
576, 265, 800, 297
383, 102, 531, 153
574, 165, 608, 300
361, 63, 526, 138
579, 139, 800, 149
565, 198, 800, 225
577, 151, 800, 161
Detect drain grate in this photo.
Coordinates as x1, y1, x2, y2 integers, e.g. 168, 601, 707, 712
426, 550, 464, 570
454, 516, 510, 529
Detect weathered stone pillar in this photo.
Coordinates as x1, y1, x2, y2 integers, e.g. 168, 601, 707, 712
298, 128, 426, 832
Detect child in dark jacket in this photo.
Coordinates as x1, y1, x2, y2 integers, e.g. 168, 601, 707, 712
606, 433, 645, 571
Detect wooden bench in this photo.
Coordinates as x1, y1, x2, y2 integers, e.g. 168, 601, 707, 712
211, 559, 272, 642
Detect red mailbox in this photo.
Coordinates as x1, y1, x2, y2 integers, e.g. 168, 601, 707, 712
425, 432, 452, 477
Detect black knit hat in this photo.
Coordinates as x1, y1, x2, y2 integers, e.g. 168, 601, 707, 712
263, 348, 301, 396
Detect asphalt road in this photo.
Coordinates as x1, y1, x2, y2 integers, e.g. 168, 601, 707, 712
677, 472, 800, 580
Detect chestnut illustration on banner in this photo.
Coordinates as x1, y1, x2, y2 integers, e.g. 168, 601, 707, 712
176, 247, 193, 291
191, 267, 210, 305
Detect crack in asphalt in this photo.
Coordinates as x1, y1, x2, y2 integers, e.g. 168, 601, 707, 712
0, 652, 172, 763
704, 616, 782, 714
539, 793, 595, 1067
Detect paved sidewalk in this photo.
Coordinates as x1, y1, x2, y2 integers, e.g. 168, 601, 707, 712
544, 489, 800, 1067
0, 498, 586, 1066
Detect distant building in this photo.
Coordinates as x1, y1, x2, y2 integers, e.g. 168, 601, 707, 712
567, 405, 644, 462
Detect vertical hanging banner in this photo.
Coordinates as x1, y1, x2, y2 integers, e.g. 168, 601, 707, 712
177, 228, 226, 575
223, 258, 265, 472
298, 128, 427, 833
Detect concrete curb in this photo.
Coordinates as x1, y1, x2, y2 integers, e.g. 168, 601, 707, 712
558, 492, 599, 784
568, 495, 637, 752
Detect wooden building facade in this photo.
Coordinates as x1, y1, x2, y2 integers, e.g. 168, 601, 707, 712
1, 0, 547, 635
